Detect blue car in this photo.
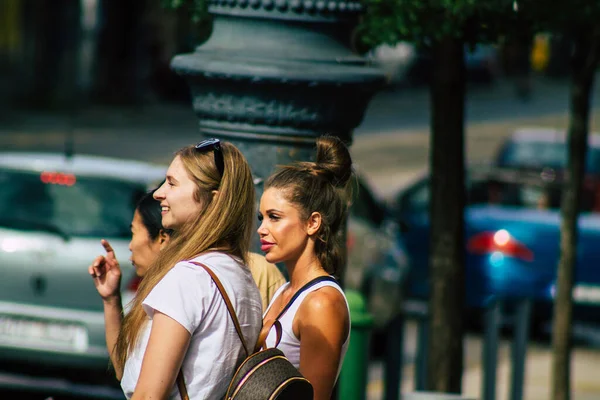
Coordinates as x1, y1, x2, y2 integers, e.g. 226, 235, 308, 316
494, 127, 600, 175
393, 167, 600, 325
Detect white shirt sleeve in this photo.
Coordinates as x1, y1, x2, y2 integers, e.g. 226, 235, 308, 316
142, 262, 210, 334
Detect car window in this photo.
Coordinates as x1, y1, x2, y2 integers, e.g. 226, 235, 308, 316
0, 169, 146, 238
396, 169, 600, 214
498, 140, 600, 175
467, 178, 598, 212
349, 178, 386, 226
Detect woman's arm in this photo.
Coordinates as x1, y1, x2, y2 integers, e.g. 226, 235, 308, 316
89, 239, 125, 379
102, 296, 123, 381
103, 295, 124, 380
296, 288, 350, 400
131, 312, 191, 400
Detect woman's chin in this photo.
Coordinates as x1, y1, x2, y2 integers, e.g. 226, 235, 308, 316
264, 253, 280, 265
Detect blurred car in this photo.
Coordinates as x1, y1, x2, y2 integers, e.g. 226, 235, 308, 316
463, 44, 500, 84
392, 166, 600, 330
370, 42, 499, 87
0, 152, 165, 391
345, 175, 411, 329
367, 42, 418, 86
494, 128, 600, 213
494, 127, 600, 175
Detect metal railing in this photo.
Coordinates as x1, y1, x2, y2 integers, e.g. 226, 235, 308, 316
382, 298, 533, 400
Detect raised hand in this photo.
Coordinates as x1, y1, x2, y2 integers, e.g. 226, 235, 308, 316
88, 239, 122, 302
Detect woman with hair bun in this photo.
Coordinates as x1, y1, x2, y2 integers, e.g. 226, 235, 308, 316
258, 135, 352, 400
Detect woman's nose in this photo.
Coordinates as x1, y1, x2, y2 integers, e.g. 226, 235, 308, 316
153, 184, 166, 200
257, 221, 267, 236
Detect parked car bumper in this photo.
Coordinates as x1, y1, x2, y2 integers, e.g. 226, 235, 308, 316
466, 254, 555, 307
0, 300, 108, 370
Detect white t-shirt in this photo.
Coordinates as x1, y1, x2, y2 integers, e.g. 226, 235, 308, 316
120, 252, 263, 399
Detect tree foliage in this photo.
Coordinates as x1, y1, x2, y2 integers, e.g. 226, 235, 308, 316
162, 0, 210, 24
518, 0, 600, 34
355, 0, 518, 52
161, 0, 212, 44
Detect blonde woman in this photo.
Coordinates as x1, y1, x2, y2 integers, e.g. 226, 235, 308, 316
93, 139, 262, 399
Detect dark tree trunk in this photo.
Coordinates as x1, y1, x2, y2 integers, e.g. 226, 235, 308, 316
18, 0, 81, 108
93, 0, 147, 104
551, 27, 600, 400
426, 35, 466, 394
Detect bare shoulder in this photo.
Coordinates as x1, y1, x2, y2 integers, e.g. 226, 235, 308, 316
299, 286, 348, 319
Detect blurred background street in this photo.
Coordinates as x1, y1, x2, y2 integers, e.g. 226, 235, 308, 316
3, 75, 600, 399
2, 1, 600, 399
1, 75, 598, 194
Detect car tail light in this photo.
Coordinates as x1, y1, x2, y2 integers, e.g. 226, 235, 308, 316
40, 171, 76, 186
467, 229, 534, 262
122, 275, 142, 314
126, 275, 142, 292
346, 231, 356, 253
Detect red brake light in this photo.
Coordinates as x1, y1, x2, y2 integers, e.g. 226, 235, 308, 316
467, 230, 534, 261
40, 171, 76, 186
126, 275, 142, 292
346, 231, 356, 253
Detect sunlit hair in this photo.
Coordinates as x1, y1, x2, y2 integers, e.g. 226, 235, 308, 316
115, 141, 255, 368
264, 135, 354, 275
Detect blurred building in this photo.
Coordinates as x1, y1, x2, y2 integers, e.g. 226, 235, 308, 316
0, 0, 197, 110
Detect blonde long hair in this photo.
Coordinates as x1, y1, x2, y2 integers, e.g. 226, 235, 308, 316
115, 141, 255, 368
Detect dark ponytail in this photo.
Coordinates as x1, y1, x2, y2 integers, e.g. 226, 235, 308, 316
136, 188, 173, 241
265, 135, 353, 275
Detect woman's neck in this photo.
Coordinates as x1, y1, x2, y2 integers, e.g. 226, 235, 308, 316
285, 253, 328, 292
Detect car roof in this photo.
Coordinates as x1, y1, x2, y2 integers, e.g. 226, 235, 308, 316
510, 127, 600, 147
0, 152, 167, 185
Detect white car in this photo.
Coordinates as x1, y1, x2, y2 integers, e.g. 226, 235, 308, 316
0, 152, 165, 394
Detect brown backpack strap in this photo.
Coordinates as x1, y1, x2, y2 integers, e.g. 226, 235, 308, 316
176, 370, 189, 400
254, 319, 283, 352
189, 261, 250, 355
176, 261, 251, 400
176, 261, 251, 399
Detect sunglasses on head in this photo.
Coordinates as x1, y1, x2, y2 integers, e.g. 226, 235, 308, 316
195, 138, 224, 177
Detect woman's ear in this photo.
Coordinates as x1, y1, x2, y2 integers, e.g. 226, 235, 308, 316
306, 212, 322, 236
212, 190, 219, 201
158, 230, 170, 249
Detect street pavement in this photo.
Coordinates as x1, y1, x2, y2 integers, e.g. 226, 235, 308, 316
2, 76, 600, 399
356, 76, 585, 134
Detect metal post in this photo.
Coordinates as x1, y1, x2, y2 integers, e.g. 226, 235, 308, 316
402, 300, 429, 392
169, 2, 386, 262
481, 300, 501, 400
415, 315, 429, 391
509, 298, 531, 400
384, 314, 405, 400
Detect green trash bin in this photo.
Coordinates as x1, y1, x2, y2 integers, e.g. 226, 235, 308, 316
338, 290, 374, 400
